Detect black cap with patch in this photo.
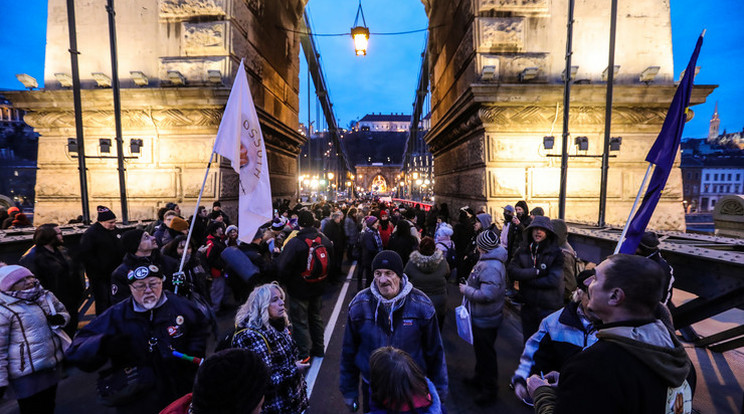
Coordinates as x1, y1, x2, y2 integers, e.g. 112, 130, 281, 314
127, 264, 164, 284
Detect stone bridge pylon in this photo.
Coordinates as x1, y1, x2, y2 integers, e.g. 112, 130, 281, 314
5, 0, 713, 230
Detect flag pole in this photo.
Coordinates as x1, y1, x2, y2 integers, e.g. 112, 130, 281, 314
614, 163, 653, 254
174, 151, 216, 292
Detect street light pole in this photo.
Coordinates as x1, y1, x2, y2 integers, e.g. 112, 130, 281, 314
558, 0, 575, 220
598, 0, 618, 227
106, 0, 129, 224
66, 0, 90, 223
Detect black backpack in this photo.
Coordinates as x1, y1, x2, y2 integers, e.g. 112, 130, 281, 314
437, 241, 458, 269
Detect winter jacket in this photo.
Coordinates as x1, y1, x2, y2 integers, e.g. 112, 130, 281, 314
533, 319, 695, 414
512, 301, 597, 385
405, 251, 449, 324
110, 251, 180, 304
66, 291, 209, 414
205, 234, 227, 278
154, 224, 181, 249
159, 393, 191, 414
0, 290, 69, 388
233, 324, 308, 414
19, 245, 84, 322
508, 217, 565, 312
360, 227, 383, 268
368, 378, 443, 414
79, 222, 123, 281
378, 221, 394, 248
344, 217, 360, 246
325, 219, 346, 247
388, 233, 419, 266
405, 251, 449, 299
460, 246, 508, 329
277, 227, 334, 300
340, 278, 448, 401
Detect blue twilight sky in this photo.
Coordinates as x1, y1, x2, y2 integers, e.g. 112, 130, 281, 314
1, 0, 742, 139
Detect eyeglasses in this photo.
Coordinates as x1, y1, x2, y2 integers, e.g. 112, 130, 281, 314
131, 280, 162, 292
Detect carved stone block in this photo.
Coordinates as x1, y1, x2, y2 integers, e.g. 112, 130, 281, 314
159, 56, 228, 84
477, 0, 550, 16
183, 170, 217, 198
487, 168, 525, 198
159, 0, 226, 19
183, 21, 227, 56
477, 17, 525, 53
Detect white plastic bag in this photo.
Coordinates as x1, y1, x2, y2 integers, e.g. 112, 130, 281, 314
455, 303, 473, 345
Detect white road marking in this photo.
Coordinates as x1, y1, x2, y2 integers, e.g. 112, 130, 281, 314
306, 262, 356, 397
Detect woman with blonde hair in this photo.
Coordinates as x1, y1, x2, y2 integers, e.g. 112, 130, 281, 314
233, 283, 309, 414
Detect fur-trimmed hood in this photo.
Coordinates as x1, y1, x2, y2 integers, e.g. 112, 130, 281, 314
408, 250, 444, 273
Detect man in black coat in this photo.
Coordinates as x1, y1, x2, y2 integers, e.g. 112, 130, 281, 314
79, 206, 123, 315
66, 264, 209, 414
20, 223, 85, 336
110, 229, 179, 304
277, 210, 334, 360
527, 254, 695, 414
323, 211, 346, 284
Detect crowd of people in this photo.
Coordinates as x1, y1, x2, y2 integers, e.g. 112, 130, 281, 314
0, 196, 693, 414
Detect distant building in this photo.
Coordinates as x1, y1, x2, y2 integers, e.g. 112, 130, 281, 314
682, 154, 744, 212
357, 113, 414, 132
0, 96, 38, 210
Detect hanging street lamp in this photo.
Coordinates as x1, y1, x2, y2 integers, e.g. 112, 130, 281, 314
350, 0, 369, 56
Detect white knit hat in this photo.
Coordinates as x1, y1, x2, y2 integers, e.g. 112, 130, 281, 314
0, 265, 34, 291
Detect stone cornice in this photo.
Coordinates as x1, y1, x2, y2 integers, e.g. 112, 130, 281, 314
469, 83, 717, 106
5, 87, 305, 155
426, 83, 716, 154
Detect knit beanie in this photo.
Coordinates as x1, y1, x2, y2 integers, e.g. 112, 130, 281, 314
96, 205, 116, 222
476, 230, 500, 251
298, 210, 315, 228
271, 217, 286, 230
191, 349, 270, 414
365, 216, 379, 228
169, 216, 189, 232
0, 265, 34, 291
121, 229, 145, 255
225, 225, 239, 235
639, 231, 660, 250
371, 250, 404, 279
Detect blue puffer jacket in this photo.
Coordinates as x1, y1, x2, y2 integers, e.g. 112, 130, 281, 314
340, 277, 448, 401
460, 246, 507, 329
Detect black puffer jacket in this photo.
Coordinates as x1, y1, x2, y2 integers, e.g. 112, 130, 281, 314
507, 216, 565, 311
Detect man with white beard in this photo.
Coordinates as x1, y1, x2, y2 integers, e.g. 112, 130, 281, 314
66, 265, 209, 413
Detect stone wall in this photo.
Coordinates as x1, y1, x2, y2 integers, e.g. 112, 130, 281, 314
425, 0, 715, 230
9, 0, 307, 223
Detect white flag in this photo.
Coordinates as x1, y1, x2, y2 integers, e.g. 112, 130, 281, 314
213, 59, 273, 243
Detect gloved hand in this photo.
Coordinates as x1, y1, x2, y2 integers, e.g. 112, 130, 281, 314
101, 334, 131, 356
46, 314, 65, 326
343, 397, 359, 412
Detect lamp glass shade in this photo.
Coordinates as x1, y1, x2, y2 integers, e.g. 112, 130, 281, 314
351, 26, 369, 56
